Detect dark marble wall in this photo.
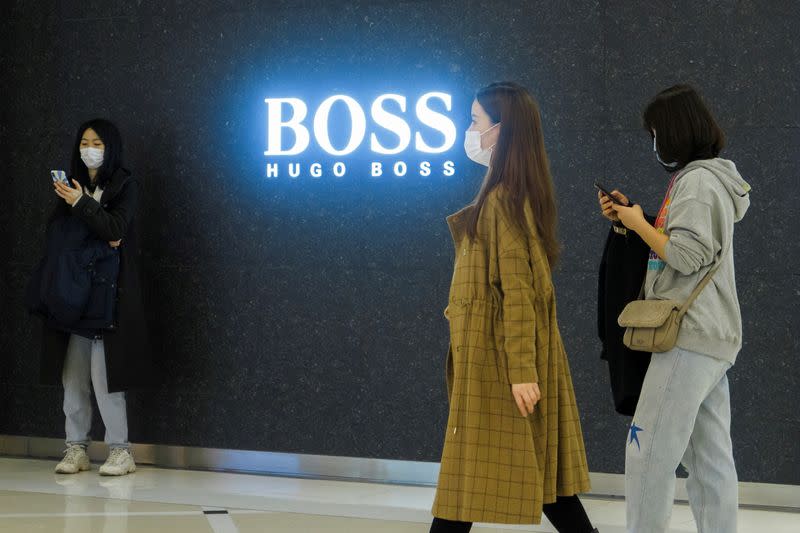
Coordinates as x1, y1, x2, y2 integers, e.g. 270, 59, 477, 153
1, 1, 797, 485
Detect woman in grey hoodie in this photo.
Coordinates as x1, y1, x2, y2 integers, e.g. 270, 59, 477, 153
598, 84, 751, 533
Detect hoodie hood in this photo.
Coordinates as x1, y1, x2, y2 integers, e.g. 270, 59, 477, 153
681, 158, 751, 222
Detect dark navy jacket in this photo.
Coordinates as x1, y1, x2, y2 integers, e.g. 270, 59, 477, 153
27, 215, 120, 335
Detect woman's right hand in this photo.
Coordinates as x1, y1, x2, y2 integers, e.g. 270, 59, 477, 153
511, 382, 541, 417
598, 190, 630, 222
109, 240, 122, 248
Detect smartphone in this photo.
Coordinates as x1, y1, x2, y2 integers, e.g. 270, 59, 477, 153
50, 170, 70, 186
594, 182, 626, 205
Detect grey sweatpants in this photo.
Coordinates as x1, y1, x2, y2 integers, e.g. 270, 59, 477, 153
625, 346, 738, 533
63, 334, 129, 449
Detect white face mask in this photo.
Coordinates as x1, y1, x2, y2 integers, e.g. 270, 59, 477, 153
653, 133, 678, 169
80, 147, 105, 169
464, 123, 500, 167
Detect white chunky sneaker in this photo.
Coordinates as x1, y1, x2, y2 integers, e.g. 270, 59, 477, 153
55, 445, 90, 474
99, 448, 136, 476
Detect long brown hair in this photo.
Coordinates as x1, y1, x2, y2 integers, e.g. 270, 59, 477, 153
466, 82, 560, 268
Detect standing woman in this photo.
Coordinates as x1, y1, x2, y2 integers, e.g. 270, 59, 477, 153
431, 82, 596, 533
44, 119, 151, 476
601, 85, 750, 532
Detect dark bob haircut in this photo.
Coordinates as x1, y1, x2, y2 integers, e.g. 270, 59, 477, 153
643, 84, 725, 169
69, 118, 124, 190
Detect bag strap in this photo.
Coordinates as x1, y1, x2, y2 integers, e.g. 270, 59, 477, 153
636, 277, 646, 300
676, 260, 722, 319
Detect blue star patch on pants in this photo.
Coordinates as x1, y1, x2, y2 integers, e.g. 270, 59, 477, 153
629, 423, 643, 451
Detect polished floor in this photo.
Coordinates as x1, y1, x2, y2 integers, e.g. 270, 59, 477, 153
0, 458, 796, 532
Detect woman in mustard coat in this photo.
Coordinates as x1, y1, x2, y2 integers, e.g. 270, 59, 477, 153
430, 82, 596, 533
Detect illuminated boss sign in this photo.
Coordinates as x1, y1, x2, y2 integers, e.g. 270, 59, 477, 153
264, 92, 457, 178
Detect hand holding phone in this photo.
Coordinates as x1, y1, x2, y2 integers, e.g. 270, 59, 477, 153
594, 182, 628, 206
52, 170, 84, 206
595, 182, 631, 224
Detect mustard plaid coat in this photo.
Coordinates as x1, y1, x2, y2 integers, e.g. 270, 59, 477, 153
432, 188, 591, 525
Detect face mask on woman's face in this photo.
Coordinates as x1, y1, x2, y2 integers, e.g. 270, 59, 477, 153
80, 147, 104, 169
464, 123, 500, 167
653, 133, 678, 170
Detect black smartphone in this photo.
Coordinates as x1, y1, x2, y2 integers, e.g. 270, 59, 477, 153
594, 182, 626, 205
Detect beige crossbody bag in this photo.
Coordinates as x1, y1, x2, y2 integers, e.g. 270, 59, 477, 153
617, 261, 721, 353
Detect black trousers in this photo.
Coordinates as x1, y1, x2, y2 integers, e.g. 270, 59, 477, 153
430, 495, 594, 533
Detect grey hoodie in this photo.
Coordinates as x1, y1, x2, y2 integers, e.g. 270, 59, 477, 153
644, 158, 751, 363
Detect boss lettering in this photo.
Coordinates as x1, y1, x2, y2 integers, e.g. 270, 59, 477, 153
264, 91, 458, 178
265, 92, 456, 156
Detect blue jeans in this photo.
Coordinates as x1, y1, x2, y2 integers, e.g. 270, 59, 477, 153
625, 346, 738, 533
63, 334, 129, 449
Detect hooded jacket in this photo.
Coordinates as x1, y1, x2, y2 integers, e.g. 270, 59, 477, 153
645, 158, 752, 362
